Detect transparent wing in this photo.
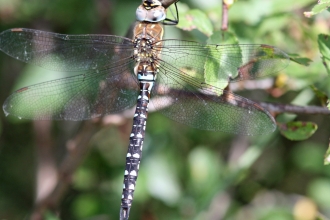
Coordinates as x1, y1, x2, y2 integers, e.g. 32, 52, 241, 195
151, 60, 276, 135
0, 28, 134, 71
3, 60, 139, 120
157, 40, 290, 84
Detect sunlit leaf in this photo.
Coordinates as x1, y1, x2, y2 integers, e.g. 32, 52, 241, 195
307, 179, 330, 205
304, 1, 330, 17
278, 121, 318, 141
188, 147, 222, 192
310, 85, 329, 106
177, 9, 213, 36
204, 31, 239, 92
324, 139, 330, 165
257, 14, 290, 36
206, 30, 238, 45
318, 34, 330, 75
289, 54, 313, 66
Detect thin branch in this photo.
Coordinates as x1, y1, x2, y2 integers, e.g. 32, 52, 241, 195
33, 120, 56, 205
148, 87, 330, 116
257, 102, 330, 115
100, 97, 330, 122
221, 0, 229, 31
31, 120, 101, 219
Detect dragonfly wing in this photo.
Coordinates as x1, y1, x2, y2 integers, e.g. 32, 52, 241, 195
3, 60, 139, 120
0, 28, 134, 72
158, 40, 290, 83
151, 60, 276, 136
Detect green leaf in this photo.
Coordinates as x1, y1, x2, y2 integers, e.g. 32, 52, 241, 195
307, 179, 330, 206
177, 9, 213, 36
204, 31, 239, 93
310, 85, 329, 106
324, 140, 330, 165
206, 30, 238, 45
317, 34, 330, 75
327, 99, 330, 110
288, 54, 313, 66
278, 121, 318, 141
304, 1, 330, 17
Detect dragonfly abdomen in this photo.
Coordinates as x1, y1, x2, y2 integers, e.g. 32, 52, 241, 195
120, 79, 154, 218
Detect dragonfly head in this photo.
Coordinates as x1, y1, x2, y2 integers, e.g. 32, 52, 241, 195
136, 0, 166, 22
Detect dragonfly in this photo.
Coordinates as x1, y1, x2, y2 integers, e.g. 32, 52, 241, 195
0, 0, 290, 219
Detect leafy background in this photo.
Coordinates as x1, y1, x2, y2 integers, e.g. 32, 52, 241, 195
0, 0, 329, 220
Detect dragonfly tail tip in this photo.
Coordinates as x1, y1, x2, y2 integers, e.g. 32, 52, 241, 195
120, 207, 131, 220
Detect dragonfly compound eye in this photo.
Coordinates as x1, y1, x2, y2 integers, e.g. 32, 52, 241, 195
136, 1, 166, 22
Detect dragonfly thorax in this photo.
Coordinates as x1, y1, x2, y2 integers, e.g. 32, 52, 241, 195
133, 37, 158, 81
133, 38, 156, 62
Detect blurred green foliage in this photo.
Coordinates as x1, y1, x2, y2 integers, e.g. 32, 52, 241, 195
0, 0, 329, 220
304, 0, 330, 18
318, 34, 330, 75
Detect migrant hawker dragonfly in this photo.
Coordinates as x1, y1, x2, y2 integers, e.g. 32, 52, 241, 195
0, 0, 290, 219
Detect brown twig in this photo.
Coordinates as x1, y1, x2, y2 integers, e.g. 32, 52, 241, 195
148, 87, 330, 115
257, 102, 330, 115
31, 119, 102, 219
221, 0, 229, 31
31, 121, 56, 220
